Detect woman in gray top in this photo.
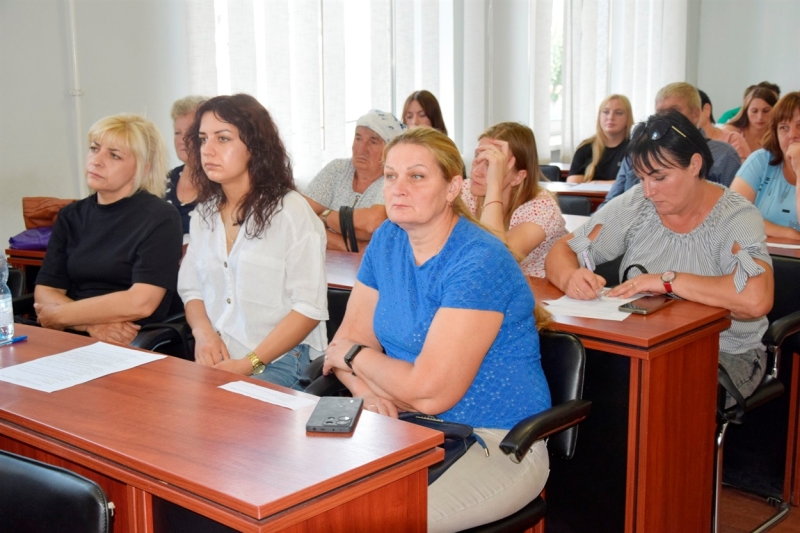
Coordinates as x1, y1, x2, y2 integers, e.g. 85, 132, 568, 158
545, 110, 774, 403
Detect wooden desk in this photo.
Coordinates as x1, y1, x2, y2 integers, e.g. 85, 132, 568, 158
540, 182, 610, 212
767, 237, 800, 259
5, 248, 365, 292
529, 277, 730, 533
0, 326, 443, 532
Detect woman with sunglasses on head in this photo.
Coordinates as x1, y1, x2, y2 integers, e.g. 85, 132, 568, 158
462, 122, 567, 277
567, 94, 634, 183
178, 94, 328, 389
546, 110, 774, 404
730, 92, 800, 240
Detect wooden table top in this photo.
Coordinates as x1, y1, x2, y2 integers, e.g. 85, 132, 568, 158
325, 250, 363, 290
766, 237, 800, 259
528, 277, 731, 355
0, 326, 443, 521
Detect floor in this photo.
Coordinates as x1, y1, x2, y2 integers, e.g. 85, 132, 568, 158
720, 487, 800, 533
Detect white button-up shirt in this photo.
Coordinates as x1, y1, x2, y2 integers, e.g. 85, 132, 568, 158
178, 191, 328, 360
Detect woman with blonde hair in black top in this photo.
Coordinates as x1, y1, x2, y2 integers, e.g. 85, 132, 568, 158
567, 94, 634, 183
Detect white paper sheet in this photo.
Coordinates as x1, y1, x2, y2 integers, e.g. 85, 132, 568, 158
567, 182, 612, 192
219, 381, 318, 410
543, 292, 645, 321
0, 342, 165, 393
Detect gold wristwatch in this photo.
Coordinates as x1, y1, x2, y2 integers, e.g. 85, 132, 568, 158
321, 209, 332, 230
247, 352, 266, 375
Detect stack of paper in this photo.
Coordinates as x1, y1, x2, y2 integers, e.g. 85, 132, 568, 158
543, 292, 645, 321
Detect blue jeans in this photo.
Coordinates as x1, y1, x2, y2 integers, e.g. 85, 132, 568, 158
250, 344, 311, 391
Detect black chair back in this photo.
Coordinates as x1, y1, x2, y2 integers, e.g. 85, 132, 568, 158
7, 267, 25, 298
539, 330, 586, 459
0, 450, 112, 533
327, 288, 352, 343
557, 195, 591, 216
768, 255, 800, 325
540, 165, 562, 182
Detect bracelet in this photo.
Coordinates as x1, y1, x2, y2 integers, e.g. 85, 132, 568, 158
483, 200, 503, 209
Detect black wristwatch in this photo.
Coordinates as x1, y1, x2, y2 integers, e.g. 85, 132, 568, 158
344, 344, 365, 373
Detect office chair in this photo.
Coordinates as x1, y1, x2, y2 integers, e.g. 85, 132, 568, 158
7, 267, 25, 298
302, 330, 592, 533
557, 195, 592, 216
0, 450, 114, 533
539, 165, 563, 182
326, 287, 351, 343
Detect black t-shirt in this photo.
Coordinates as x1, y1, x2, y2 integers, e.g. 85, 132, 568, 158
568, 138, 630, 180
165, 165, 198, 235
36, 191, 183, 324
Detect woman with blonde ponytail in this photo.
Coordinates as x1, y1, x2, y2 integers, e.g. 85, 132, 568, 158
567, 94, 633, 183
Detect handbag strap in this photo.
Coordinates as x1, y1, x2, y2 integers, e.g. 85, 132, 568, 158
338, 206, 359, 253
718, 364, 747, 424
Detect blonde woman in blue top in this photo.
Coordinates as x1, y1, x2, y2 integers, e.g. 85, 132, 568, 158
322, 127, 550, 532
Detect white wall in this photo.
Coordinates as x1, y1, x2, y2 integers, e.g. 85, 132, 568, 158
696, 0, 800, 118
0, 0, 191, 247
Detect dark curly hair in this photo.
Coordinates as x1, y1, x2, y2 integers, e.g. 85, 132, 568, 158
185, 93, 295, 237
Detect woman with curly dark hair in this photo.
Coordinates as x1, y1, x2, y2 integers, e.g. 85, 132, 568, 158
178, 94, 328, 389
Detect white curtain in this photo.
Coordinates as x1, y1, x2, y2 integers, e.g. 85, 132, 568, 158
529, 0, 554, 162
560, 0, 688, 159
561, 0, 610, 160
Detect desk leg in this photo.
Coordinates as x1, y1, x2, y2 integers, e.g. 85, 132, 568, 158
628, 333, 718, 532
786, 351, 800, 505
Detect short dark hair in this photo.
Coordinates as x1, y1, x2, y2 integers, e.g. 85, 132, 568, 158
628, 110, 714, 180
402, 90, 448, 135
698, 89, 715, 124
186, 94, 295, 238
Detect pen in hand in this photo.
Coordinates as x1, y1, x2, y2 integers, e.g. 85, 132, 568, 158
580, 250, 603, 300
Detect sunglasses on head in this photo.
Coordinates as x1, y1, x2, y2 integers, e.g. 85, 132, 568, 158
631, 117, 690, 143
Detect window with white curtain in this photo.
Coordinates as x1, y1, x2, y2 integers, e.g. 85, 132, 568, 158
185, 0, 689, 175
186, 0, 454, 186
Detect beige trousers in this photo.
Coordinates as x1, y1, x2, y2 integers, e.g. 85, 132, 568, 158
428, 428, 550, 533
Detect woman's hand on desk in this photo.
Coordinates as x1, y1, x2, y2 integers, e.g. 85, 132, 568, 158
193, 327, 231, 366
213, 357, 252, 375
564, 268, 606, 300
606, 273, 665, 299
360, 395, 399, 418
86, 322, 141, 345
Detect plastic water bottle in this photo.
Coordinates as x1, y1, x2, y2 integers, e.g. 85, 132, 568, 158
0, 255, 14, 343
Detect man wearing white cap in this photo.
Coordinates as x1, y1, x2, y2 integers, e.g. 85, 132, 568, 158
305, 109, 406, 252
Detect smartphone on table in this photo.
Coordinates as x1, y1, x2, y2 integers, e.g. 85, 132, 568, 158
306, 397, 364, 434
618, 295, 674, 315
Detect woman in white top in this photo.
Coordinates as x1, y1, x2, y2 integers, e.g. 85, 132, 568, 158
178, 94, 328, 389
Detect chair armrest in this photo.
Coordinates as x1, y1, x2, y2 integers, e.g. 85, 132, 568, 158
763, 310, 800, 348
304, 373, 348, 396
12, 293, 35, 317
499, 399, 592, 463
131, 323, 193, 360
299, 356, 324, 389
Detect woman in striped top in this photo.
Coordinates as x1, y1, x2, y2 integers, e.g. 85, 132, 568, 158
545, 110, 774, 404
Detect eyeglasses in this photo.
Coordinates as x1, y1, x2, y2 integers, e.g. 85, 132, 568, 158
631, 118, 690, 143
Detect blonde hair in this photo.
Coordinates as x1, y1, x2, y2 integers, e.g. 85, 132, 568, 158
474, 122, 543, 228
171, 95, 207, 121
655, 82, 702, 113
384, 127, 551, 327
384, 126, 475, 222
87, 114, 168, 198
577, 95, 633, 183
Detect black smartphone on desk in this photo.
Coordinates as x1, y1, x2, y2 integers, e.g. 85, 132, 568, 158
618, 295, 674, 315
306, 397, 364, 434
